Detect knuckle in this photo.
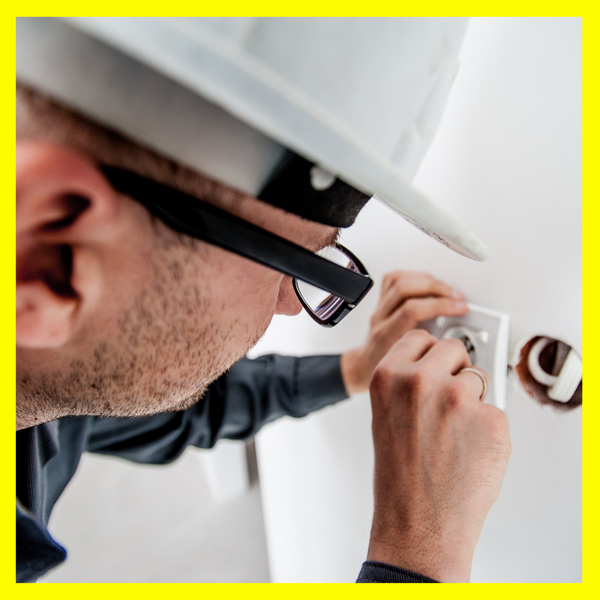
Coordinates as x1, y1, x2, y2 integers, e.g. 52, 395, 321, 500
444, 337, 467, 351
370, 369, 400, 416
404, 328, 434, 344
369, 324, 387, 345
444, 378, 472, 411
382, 272, 400, 290
401, 298, 419, 320
392, 273, 409, 289
402, 368, 432, 398
370, 361, 397, 397
441, 337, 470, 358
370, 363, 433, 413
422, 272, 436, 285
388, 269, 405, 280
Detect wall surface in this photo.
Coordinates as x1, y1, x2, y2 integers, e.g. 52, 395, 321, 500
253, 17, 582, 583
40, 448, 270, 583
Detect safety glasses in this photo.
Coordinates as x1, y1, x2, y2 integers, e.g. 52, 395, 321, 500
101, 166, 373, 327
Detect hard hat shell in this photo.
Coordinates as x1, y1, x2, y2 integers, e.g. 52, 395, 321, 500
17, 17, 489, 260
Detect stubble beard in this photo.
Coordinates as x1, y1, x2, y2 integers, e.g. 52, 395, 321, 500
17, 222, 265, 426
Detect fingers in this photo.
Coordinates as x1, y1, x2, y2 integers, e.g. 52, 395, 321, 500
375, 296, 468, 346
421, 341, 490, 404
381, 271, 454, 297
421, 337, 472, 373
376, 329, 438, 370
351, 271, 469, 396
369, 330, 438, 403
376, 271, 463, 322
393, 329, 439, 363
374, 330, 473, 379
374, 333, 489, 407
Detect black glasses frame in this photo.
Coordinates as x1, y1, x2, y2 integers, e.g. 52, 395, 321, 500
100, 166, 373, 326
293, 244, 371, 327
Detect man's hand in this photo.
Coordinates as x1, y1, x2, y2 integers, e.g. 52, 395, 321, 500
341, 271, 468, 394
366, 330, 512, 582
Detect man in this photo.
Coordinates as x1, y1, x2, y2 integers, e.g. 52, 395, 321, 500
16, 18, 511, 583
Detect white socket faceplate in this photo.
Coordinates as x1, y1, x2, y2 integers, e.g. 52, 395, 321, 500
420, 303, 510, 410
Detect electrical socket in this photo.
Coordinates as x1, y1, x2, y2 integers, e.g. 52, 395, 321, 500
420, 303, 510, 410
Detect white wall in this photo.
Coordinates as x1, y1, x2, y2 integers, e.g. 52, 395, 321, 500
41, 448, 270, 583
253, 17, 582, 583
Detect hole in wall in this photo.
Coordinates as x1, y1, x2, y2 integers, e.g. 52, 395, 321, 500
514, 336, 582, 411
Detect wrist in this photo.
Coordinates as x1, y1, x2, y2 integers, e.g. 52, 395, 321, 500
367, 517, 475, 583
340, 349, 370, 395
367, 539, 472, 583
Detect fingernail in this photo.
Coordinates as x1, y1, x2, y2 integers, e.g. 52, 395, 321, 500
454, 301, 468, 311
451, 289, 464, 299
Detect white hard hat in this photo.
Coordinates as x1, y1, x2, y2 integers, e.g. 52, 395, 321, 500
17, 17, 489, 260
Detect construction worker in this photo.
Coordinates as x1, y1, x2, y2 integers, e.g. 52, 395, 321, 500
16, 18, 511, 583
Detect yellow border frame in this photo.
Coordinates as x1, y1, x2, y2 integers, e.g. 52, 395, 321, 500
5, 7, 589, 597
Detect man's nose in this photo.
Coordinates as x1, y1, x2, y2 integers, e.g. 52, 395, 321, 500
275, 277, 303, 316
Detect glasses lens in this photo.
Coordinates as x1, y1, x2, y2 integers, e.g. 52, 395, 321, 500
295, 246, 360, 321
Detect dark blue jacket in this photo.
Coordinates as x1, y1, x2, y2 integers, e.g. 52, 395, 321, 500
16, 354, 434, 583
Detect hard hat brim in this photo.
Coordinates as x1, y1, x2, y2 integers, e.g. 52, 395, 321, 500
18, 17, 490, 261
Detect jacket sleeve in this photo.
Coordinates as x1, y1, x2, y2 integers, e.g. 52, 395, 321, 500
84, 354, 347, 464
356, 561, 438, 583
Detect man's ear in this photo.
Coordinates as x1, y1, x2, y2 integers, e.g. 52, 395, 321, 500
17, 141, 121, 348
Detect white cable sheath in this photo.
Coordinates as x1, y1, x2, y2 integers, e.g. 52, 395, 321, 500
527, 337, 581, 402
